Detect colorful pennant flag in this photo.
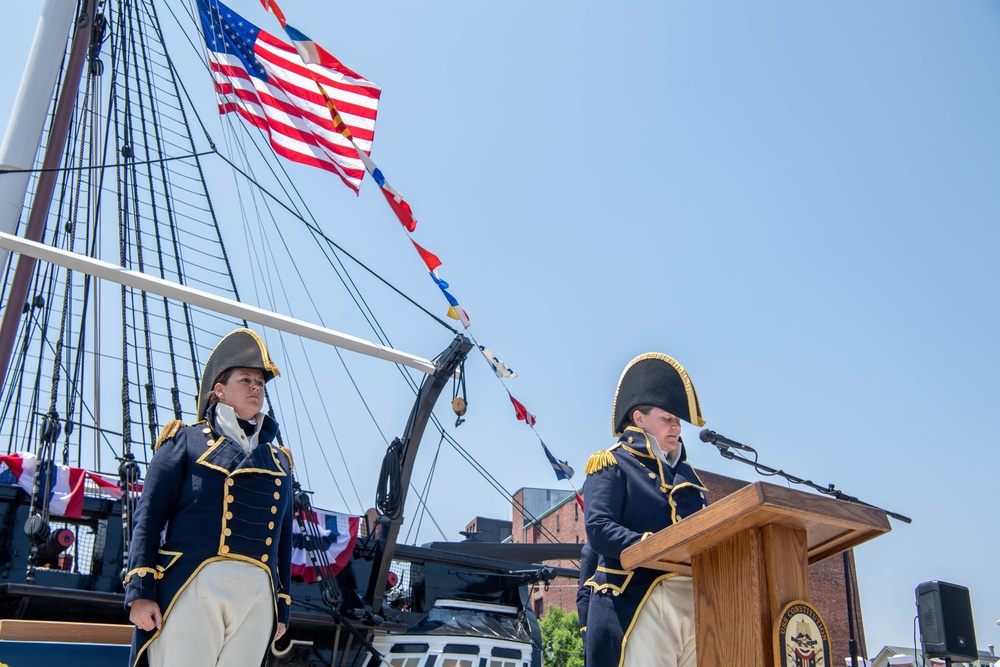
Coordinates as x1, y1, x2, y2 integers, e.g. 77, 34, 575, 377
508, 393, 537, 427
411, 240, 441, 274
356, 148, 418, 232
259, 0, 327, 65
291, 508, 360, 581
540, 440, 574, 481
255, 0, 570, 492
199, 0, 380, 193
259, 0, 287, 25
479, 344, 517, 379
575, 492, 584, 511
409, 239, 470, 327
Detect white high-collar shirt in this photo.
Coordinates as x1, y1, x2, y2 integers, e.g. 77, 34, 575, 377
213, 402, 263, 454
646, 431, 682, 469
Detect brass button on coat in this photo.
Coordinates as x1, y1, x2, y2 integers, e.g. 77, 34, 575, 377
273, 492, 280, 500
224, 528, 232, 536
226, 478, 235, 487
266, 537, 273, 546
226, 495, 235, 503
268, 521, 275, 530
226, 512, 233, 520
261, 554, 269, 563
275, 479, 281, 487
270, 506, 277, 514
220, 545, 230, 554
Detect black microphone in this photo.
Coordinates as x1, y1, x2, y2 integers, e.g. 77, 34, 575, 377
698, 429, 754, 452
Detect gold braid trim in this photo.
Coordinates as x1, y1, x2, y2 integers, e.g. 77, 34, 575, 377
124, 567, 163, 583
585, 450, 618, 475
154, 420, 186, 451
277, 445, 294, 473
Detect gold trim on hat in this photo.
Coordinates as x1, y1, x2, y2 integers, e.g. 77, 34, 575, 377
611, 352, 705, 435
206, 328, 280, 378
196, 328, 281, 416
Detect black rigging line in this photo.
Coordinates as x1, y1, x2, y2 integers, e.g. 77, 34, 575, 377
216, 154, 459, 335
160, 0, 448, 342
217, 111, 389, 505
0, 150, 215, 175
406, 432, 449, 543
125, 0, 161, 446
223, 158, 563, 540
161, 0, 566, 546
143, 0, 205, 401
52, 52, 96, 466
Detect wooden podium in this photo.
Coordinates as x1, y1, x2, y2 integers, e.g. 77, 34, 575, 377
621, 481, 891, 667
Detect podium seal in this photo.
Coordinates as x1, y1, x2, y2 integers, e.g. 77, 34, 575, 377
774, 600, 830, 667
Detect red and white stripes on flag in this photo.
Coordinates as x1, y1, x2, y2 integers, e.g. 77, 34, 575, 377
291, 508, 360, 581
198, 0, 380, 193
0, 452, 130, 520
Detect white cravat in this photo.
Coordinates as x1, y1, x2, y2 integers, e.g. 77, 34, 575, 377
646, 432, 681, 469
213, 403, 263, 454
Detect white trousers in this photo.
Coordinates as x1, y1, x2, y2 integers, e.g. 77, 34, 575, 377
622, 575, 696, 667
148, 559, 274, 667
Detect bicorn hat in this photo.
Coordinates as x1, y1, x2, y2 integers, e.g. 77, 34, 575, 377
197, 328, 280, 420
612, 353, 705, 436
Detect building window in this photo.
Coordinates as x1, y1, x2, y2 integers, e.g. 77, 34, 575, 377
556, 515, 560, 533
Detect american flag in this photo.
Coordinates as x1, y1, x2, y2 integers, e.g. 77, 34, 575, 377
197, 0, 380, 193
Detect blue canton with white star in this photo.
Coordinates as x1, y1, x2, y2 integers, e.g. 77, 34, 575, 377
197, 0, 268, 82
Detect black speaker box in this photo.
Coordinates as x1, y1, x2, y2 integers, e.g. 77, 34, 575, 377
916, 580, 978, 661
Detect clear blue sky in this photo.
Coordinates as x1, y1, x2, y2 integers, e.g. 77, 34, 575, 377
3, 0, 999, 657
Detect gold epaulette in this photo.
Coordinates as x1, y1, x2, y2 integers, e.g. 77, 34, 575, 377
277, 444, 294, 473
154, 419, 187, 451
585, 449, 618, 474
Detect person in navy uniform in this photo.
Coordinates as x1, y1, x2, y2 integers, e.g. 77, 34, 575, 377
576, 541, 597, 661
582, 353, 709, 667
125, 328, 295, 667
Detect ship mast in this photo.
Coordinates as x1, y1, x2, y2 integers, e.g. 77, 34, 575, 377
0, 0, 96, 392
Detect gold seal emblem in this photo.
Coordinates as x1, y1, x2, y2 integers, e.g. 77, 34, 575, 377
774, 600, 831, 667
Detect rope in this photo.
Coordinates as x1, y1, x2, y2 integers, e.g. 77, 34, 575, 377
375, 439, 403, 520
143, 0, 211, 395
0, 149, 215, 175
134, 0, 184, 421
111, 0, 137, 578
124, 1, 161, 446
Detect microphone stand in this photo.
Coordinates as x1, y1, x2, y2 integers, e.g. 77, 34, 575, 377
704, 441, 912, 524
704, 436, 911, 667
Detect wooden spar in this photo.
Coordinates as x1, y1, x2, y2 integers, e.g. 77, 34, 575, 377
368, 334, 472, 615
0, 0, 95, 394
0, 231, 441, 376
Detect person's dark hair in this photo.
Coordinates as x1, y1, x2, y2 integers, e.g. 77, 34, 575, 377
626, 404, 656, 428
206, 367, 237, 408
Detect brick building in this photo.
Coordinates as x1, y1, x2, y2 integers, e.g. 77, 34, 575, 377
474, 470, 869, 663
